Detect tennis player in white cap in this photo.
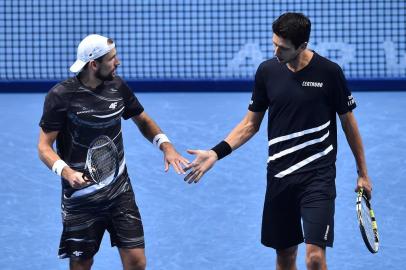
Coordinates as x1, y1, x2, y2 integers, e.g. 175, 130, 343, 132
38, 34, 189, 270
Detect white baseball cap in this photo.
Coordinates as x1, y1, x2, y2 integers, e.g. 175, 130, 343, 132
69, 34, 115, 73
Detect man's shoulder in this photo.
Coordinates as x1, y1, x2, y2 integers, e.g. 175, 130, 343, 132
313, 52, 342, 72
257, 57, 281, 74
259, 57, 279, 69
42, 78, 78, 110
49, 77, 79, 96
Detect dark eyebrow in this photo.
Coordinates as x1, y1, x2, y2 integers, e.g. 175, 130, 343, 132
273, 41, 289, 50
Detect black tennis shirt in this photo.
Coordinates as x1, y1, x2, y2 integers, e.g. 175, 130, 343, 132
40, 76, 144, 199
249, 52, 356, 178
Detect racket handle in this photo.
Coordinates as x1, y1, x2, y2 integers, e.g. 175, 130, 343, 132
82, 171, 96, 184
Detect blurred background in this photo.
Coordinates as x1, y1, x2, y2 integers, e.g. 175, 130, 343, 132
1, 0, 405, 91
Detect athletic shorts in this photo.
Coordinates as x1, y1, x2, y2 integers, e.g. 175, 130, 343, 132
58, 184, 144, 259
261, 164, 336, 250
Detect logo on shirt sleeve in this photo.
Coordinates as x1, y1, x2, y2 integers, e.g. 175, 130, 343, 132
347, 95, 355, 106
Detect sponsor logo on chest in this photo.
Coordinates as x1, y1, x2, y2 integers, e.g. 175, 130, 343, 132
76, 102, 118, 115
109, 102, 118, 109
302, 81, 324, 88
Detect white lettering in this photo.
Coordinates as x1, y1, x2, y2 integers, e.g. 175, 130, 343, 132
72, 251, 83, 257
225, 43, 264, 76
324, 225, 330, 240
348, 95, 355, 106
109, 102, 118, 109
302, 81, 324, 88
383, 40, 406, 76
226, 41, 406, 77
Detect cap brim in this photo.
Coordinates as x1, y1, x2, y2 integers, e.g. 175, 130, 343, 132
69, 59, 87, 73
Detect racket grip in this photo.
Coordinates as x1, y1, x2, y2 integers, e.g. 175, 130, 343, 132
82, 171, 96, 183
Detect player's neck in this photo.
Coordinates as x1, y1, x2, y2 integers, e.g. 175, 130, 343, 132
286, 49, 314, 72
78, 73, 104, 89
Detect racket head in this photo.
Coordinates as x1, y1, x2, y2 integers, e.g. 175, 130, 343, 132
84, 135, 119, 185
356, 188, 379, 253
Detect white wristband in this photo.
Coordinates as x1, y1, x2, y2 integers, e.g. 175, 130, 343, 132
52, 160, 68, 176
153, 133, 171, 149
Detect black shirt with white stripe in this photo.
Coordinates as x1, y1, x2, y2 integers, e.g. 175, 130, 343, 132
249, 52, 356, 178
40, 76, 144, 200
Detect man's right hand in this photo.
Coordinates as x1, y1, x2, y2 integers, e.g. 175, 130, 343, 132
183, 149, 218, 184
61, 167, 90, 189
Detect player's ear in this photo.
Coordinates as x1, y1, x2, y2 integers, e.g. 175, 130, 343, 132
89, 60, 98, 70
301, 42, 308, 50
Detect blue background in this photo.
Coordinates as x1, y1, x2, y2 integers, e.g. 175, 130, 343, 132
0, 92, 405, 269
1, 0, 405, 80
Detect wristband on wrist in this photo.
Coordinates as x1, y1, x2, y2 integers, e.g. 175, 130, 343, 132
52, 159, 68, 176
211, 140, 232, 160
153, 133, 171, 149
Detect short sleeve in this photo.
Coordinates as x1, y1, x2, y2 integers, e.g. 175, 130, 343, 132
39, 86, 68, 132
333, 66, 357, 115
119, 80, 145, 119
248, 62, 269, 112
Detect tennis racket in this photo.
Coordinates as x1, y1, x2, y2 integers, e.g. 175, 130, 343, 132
356, 188, 379, 253
83, 135, 119, 185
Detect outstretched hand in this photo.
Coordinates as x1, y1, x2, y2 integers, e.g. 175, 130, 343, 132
161, 143, 190, 174
183, 149, 218, 183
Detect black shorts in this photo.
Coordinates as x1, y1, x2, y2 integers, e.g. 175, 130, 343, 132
58, 185, 144, 259
261, 165, 336, 250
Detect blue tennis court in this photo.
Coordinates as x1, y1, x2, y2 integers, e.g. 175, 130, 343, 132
0, 91, 405, 270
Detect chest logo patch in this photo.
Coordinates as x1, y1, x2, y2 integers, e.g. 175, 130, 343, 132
109, 102, 118, 109
302, 81, 323, 88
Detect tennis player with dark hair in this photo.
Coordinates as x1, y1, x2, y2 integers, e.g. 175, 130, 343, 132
184, 13, 372, 270
38, 34, 189, 270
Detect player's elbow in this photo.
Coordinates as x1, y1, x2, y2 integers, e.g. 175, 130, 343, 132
37, 142, 51, 163
248, 121, 261, 133
37, 143, 46, 160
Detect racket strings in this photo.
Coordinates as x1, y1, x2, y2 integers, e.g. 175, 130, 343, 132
360, 199, 377, 247
88, 139, 117, 183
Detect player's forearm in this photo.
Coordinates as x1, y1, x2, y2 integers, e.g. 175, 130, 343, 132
224, 118, 259, 151
38, 129, 75, 179
132, 113, 164, 143
38, 143, 63, 170
138, 118, 162, 142
38, 129, 62, 169
341, 115, 368, 176
132, 115, 177, 154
